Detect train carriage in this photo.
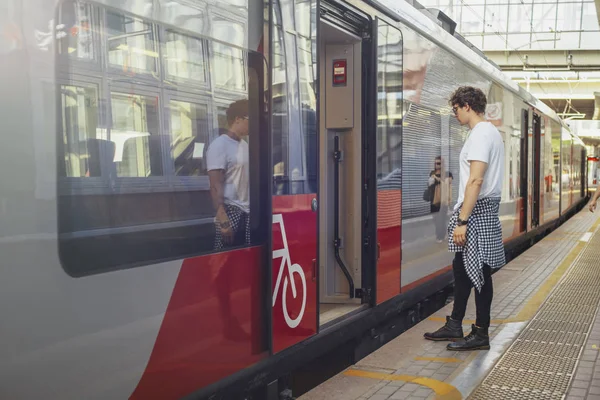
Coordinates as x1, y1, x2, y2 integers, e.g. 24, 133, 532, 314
0, 0, 587, 398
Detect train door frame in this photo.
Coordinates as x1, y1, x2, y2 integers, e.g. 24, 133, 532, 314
365, 17, 404, 305
519, 109, 529, 233
317, 0, 374, 317
532, 112, 541, 227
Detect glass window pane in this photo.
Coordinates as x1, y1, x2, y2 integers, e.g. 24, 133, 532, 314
110, 92, 162, 177
460, 5, 485, 33
376, 25, 403, 179
211, 18, 246, 90
106, 11, 158, 74
580, 32, 600, 49
531, 3, 557, 32
556, 3, 582, 31
508, 3, 533, 33
581, 2, 600, 30
484, 4, 508, 33
505, 33, 532, 50
158, 0, 205, 34
530, 32, 557, 49
169, 100, 209, 176
164, 30, 207, 83
554, 31, 580, 49
484, 33, 509, 50
58, 2, 95, 60
60, 85, 100, 177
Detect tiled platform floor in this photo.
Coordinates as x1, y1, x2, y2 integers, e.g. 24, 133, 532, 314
300, 207, 600, 400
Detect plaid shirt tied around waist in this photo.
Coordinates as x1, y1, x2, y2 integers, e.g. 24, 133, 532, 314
448, 197, 506, 292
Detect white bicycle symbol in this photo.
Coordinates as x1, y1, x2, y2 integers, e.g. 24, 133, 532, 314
272, 214, 307, 328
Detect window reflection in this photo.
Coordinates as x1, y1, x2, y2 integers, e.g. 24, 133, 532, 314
106, 11, 158, 74
60, 85, 99, 177
111, 93, 161, 177
164, 30, 207, 83
376, 26, 403, 186
170, 100, 209, 176
58, 2, 95, 60
212, 19, 246, 90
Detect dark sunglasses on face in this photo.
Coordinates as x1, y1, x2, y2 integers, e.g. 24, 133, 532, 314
452, 106, 459, 115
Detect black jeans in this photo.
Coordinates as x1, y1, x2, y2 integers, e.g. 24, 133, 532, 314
450, 253, 493, 328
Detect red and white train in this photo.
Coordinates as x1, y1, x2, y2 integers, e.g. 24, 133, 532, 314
0, 0, 588, 398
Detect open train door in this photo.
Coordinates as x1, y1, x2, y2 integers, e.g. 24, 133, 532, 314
270, 0, 319, 353
519, 109, 529, 233
532, 112, 541, 227
367, 18, 404, 304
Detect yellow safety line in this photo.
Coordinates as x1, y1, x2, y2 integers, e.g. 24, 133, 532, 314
427, 216, 600, 326
414, 356, 462, 363
345, 369, 462, 400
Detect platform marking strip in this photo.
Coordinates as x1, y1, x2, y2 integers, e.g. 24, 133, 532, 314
414, 356, 462, 363
344, 369, 462, 400
580, 232, 593, 242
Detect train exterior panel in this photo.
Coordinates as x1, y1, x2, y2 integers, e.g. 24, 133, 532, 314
0, 0, 587, 398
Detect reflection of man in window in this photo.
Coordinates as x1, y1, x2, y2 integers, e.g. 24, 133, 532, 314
207, 99, 250, 249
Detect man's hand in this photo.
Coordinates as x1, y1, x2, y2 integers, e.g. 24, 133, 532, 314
216, 207, 233, 243
453, 224, 467, 246
590, 200, 597, 213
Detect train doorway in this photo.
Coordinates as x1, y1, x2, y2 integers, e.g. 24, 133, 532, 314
532, 112, 541, 227
317, 7, 368, 326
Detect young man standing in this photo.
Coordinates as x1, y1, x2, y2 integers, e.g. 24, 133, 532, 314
207, 99, 251, 249
424, 86, 506, 351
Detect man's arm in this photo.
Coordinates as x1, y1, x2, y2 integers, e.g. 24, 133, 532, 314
208, 169, 225, 213
459, 161, 488, 221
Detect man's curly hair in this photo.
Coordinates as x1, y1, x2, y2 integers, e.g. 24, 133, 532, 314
449, 86, 487, 115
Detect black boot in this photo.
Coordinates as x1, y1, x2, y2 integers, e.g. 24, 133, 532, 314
447, 325, 490, 351
424, 316, 463, 341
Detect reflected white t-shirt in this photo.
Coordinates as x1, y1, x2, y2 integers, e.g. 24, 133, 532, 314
206, 133, 250, 213
455, 121, 504, 211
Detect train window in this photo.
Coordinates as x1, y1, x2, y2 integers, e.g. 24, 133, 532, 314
169, 100, 210, 176
164, 30, 207, 84
60, 84, 100, 177
110, 92, 162, 177
57, 0, 269, 277
270, 7, 317, 195
106, 11, 158, 75
57, 2, 95, 61
376, 25, 403, 183
212, 18, 246, 91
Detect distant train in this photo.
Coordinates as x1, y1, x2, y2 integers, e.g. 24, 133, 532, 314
0, 0, 587, 398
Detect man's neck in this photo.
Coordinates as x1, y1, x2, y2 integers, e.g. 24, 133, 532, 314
226, 129, 241, 141
468, 114, 486, 130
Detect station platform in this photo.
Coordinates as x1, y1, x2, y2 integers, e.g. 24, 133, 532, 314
300, 207, 600, 400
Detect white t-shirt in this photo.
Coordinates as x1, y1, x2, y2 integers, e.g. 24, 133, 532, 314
455, 121, 504, 211
206, 134, 250, 213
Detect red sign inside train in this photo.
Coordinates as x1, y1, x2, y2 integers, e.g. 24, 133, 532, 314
333, 59, 347, 86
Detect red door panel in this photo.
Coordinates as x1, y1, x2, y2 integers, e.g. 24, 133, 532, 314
272, 195, 317, 353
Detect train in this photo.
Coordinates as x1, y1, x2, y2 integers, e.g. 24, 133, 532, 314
0, 0, 588, 398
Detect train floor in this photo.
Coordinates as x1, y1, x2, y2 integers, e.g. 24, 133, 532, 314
299, 207, 600, 400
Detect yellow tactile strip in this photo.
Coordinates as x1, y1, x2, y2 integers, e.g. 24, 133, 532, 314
469, 223, 600, 399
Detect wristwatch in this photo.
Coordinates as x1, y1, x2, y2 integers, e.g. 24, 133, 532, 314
457, 217, 469, 226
